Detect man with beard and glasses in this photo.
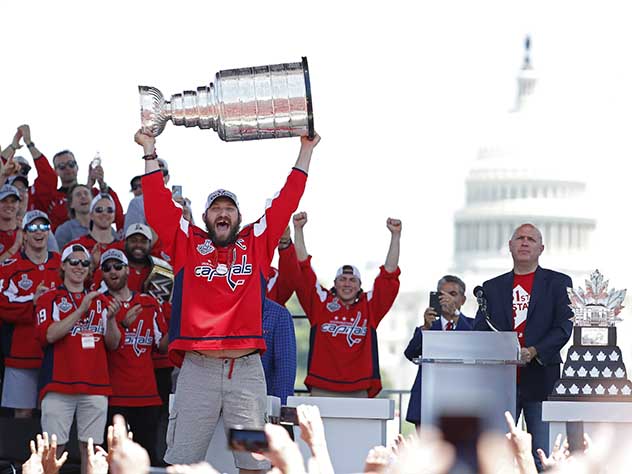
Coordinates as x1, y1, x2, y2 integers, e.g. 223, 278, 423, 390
134, 128, 320, 473
100, 248, 168, 465
0, 210, 61, 418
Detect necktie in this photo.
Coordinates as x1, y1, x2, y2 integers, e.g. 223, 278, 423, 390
446, 321, 454, 331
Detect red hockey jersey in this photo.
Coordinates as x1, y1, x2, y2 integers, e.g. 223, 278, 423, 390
0, 251, 61, 368
296, 256, 400, 397
142, 167, 307, 366
105, 292, 167, 407
35, 288, 113, 400
266, 243, 301, 306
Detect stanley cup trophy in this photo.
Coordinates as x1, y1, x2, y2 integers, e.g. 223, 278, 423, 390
550, 270, 632, 400
139, 57, 314, 141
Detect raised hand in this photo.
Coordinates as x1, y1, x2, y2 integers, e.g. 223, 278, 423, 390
292, 212, 308, 230
300, 132, 321, 150
504, 411, 537, 474
34, 282, 50, 305
86, 437, 108, 474
18, 124, 32, 144
134, 129, 156, 155
40, 433, 68, 474
386, 218, 402, 235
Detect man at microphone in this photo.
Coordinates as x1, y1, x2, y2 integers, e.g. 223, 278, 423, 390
404, 275, 473, 428
473, 223, 572, 472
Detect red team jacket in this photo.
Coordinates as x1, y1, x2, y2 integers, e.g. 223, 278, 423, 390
36, 288, 113, 400
105, 292, 167, 407
0, 251, 61, 369
142, 167, 307, 366
296, 256, 401, 397
266, 243, 301, 306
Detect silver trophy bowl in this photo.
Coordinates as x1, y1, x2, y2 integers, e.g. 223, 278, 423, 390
139, 57, 314, 141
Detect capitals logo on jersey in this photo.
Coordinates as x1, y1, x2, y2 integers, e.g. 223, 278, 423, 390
194, 255, 253, 291
320, 312, 368, 347
70, 311, 105, 337
124, 319, 154, 357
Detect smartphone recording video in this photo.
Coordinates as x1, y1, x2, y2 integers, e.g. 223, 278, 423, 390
280, 406, 299, 425
172, 185, 183, 199
429, 291, 442, 318
228, 427, 269, 453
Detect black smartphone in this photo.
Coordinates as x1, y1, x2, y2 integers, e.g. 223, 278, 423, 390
172, 185, 183, 198
280, 406, 299, 425
429, 291, 442, 317
439, 415, 480, 474
566, 421, 584, 453
228, 427, 269, 452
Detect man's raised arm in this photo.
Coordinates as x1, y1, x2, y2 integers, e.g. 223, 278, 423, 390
384, 218, 402, 272
292, 211, 309, 262
293, 133, 320, 174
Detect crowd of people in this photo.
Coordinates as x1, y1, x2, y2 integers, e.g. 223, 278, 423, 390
0, 122, 618, 474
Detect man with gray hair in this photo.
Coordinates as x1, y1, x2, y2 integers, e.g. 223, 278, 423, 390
404, 274, 473, 427
473, 223, 573, 471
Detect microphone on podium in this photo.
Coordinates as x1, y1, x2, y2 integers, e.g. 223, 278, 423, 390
473, 285, 499, 332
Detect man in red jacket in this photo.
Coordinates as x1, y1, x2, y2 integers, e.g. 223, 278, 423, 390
134, 129, 320, 473
293, 211, 402, 398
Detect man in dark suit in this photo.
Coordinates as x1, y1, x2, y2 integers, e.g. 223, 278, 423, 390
473, 223, 572, 472
404, 275, 474, 428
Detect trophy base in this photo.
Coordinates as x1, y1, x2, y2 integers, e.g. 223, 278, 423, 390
573, 326, 616, 346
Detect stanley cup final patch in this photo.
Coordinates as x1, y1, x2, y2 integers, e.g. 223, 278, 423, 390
197, 239, 215, 256
18, 274, 34, 291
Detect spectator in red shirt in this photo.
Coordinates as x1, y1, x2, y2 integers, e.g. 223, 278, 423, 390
292, 212, 402, 398
0, 210, 61, 418
67, 193, 124, 272
0, 184, 23, 261
39, 149, 125, 232
35, 243, 121, 474
100, 248, 168, 465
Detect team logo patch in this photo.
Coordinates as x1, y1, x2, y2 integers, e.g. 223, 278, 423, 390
18, 274, 33, 291
197, 239, 215, 256
58, 297, 73, 313
327, 299, 341, 312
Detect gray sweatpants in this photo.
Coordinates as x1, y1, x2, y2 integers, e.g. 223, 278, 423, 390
164, 351, 269, 470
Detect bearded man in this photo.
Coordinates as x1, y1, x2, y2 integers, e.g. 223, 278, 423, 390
134, 128, 320, 473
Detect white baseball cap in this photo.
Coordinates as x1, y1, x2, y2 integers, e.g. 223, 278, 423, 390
125, 223, 153, 241
205, 189, 239, 211
100, 249, 129, 266
335, 265, 361, 281
61, 244, 90, 262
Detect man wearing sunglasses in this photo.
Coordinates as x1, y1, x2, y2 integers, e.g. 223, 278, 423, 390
134, 128, 320, 472
100, 248, 168, 465
0, 210, 61, 418
35, 243, 121, 474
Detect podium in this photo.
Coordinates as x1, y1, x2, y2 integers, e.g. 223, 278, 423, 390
286, 396, 394, 474
420, 331, 520, 433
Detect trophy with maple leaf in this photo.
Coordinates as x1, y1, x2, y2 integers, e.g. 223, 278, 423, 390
551, 270, 631, 400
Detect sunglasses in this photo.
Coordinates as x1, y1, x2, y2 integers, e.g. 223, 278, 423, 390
25, 223, 51, 233
66, 258, 91, 268
94, 206, 115, 214
55, 160, 77, 170
101, 262, 126, 272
